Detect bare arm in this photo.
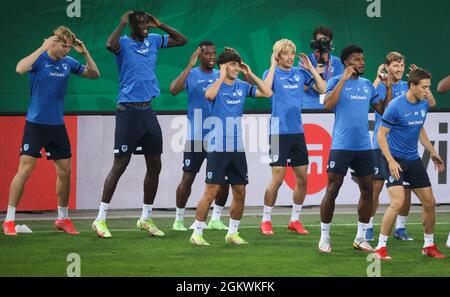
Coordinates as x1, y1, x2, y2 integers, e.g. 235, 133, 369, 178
426, 91, 436, 108
263, 53, 277, 90
73, 39, 100, 79
299, 53, 326, 94
145, 14, 187, 48
437, 75, 450, 94
240, 62, 272, 98
16, 36, 58, 74
205, 65, 226, 101
169, 48, 200, 95
323, 66, 355, 110
377, 125, 403, 180
106, 11, 132, 53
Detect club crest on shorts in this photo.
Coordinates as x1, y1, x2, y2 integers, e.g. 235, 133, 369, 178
207, 172, 213, 179
185, 159, 191, 167
121, 145, 128, 152
329, 161, 335, 169
23, 144, 29, 151
389, 176, 395, 183
272, 154, 279, 162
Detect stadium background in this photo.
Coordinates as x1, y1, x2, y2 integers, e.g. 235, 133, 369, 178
0, 0, 449, 211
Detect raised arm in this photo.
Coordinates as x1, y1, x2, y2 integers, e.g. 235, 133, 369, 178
263, 53, 277, 90
16, 36, 58, 74
170, 48, 200, 95
73, 38, 100, 79
146, 13, 187, 48
323, 66, 355, 110
437, 75, 450, 94
106, 11, 132, 53
299, 53, 326, 94
205, 64, 226, 101
240, 62, 272, 98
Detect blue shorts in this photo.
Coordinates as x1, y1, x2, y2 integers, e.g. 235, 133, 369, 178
386, 157, 431, 189
183, 140, 207, 173
373, 149, 388, 180
114, 103, 162, 156
205, 152, 248, 185
20, 121, 71, 160
327, 149, 375, 176
269, 133, 309, 167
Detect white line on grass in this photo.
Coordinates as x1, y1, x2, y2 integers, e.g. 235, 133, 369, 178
18, 221, 450, 233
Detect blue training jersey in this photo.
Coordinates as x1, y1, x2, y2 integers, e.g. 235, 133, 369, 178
206, 79, 257, 152
302, 53, 344, 109
381, 95, 429, 160
114, 34, 169, 103
263, 66, 314, 135
372, 81, 409, 149
185, 67, 219, 141
27, 51, 85, 125
327, 75, 381, 150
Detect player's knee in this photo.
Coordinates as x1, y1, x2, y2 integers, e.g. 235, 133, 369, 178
17, 163, 35, 179
327, 180, 343, 196
296, 174, 307, 187
57, 164, 71, 178
422, 196, 436, 211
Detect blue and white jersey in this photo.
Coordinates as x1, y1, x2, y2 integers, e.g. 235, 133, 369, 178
302, 53, 344, 109
381, 95, 429, 160
327, 75, 381, 150
27, 51, 85, 125
372, 81, 409, 149
206, 79, 256, 152
263, 66, 314, 135
114, 34, 169, 103
185, 67, 219, 141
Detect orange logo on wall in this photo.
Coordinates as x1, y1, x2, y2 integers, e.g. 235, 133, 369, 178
284, 124, 332, 195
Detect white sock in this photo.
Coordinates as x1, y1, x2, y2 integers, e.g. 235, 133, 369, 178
424, 233, 434, 248
193, 220, 205, 236
446, 232, 450, 246
57, 206, 69, 220
5, 206, 16, 222
367, 217, 374, 229
140, 204, 153, 221
95, 202, 109, 221
320, 222, 331, 240
211, 204, 224, 221
290, 203, 303, 222
356, 221, 368, 240
396, 215, 408, 229
228, 218, 240, 235
175, 207, 185, 221
262, 205, 273, 222
376, 234, 389, 249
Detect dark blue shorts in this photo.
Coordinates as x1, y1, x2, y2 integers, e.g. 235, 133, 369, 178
205, 152, 248, 185
386, 157, 431, 189
114, 104, 162, 156
373, 149, 388, 180
183, 140, 207, 173
269, 133, 309, 167
327, 149, 375, 176
20, 121, 71, 160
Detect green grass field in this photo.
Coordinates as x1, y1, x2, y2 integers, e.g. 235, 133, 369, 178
0, 212, 449, 277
